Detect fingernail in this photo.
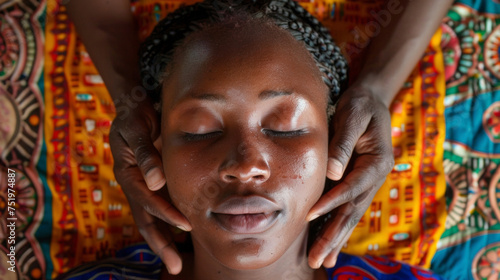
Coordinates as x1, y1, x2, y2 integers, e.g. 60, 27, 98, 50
327, 158, 343, 180
307, 213, 320, 222
145, 168, 166, 191
315, 259, 324, 269
177, 225, 191, 232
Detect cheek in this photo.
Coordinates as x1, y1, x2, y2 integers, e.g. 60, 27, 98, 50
290, 149, 327, 212
162, 147, 216, 218
273, 137, 328, 219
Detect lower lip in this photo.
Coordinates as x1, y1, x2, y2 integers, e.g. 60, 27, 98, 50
212, 211, 280, 234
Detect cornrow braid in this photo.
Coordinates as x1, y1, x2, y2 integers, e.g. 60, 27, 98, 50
139, 0, 348, 108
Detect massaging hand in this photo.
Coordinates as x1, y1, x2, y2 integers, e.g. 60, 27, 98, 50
307, 85, 395, 269
109, 97, 191, 275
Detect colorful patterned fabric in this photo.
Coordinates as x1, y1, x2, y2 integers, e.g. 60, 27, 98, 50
328, 254, 445, 280
0, 0, 48, 279
6, 0, 498, 279
42, 2, 145, 279
58, 243, 163, 280
59, 243, 445, 280
334, 17, 447, 268
430, 1, 500, 279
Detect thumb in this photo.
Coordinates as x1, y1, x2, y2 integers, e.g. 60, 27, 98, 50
123, 125, 166, 191
327, 109, 370, 181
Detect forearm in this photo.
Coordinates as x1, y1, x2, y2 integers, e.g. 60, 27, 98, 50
354, 0, 454, 106
65, 0, 140, 103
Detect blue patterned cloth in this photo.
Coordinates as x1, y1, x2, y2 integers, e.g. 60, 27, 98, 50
60, 243, 444, 280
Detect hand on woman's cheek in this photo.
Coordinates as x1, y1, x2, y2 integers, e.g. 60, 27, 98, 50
109, 100, 191, 276
307, 85, 395, 269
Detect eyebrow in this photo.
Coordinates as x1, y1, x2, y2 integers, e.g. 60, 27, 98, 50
189, 90, 292, 102
191, 93, 227, 102
259, 90, 293, 100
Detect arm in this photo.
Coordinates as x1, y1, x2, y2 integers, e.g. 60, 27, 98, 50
66, 0, 140, 102
308, 0, 453, 268
357, 0, 455, 106
65, 1, 191, 274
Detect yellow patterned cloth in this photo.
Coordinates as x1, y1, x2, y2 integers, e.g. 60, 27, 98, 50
43, 2, 144, 277
40, 0, 447, 277
344, 32, 447, 267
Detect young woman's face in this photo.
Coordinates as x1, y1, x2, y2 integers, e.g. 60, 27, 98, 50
160, 24, 329, 270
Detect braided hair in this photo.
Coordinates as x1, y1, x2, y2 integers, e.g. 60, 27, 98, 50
139, 0, 348, 111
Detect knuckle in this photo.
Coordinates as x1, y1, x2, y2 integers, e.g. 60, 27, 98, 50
338, 181, 359, 202
337, 191, 354, 205
134, 145, 156, 170
378, 155, 395, 175
349, 94, 372, 107
351, 190, 371, 206
369, 151, 394, 177
345, 216, 360, 232
342, 211, 363, 231
386, 157, 396, 172
143, 203, 162, 219
344, 110, 367, 130
335, 142, 353, 164
316, 236, 336, 252
112, 165, 129, 187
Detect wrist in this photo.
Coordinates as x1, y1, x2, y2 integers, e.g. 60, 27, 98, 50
106, 73, 143, 102
111, 84, 157, 120
350, 75, 398, 108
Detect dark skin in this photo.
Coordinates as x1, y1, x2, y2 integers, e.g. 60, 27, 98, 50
158, 23, 329, 280
66, 0, 454, 274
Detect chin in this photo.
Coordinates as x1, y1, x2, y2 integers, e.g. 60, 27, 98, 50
211, 238, 284, 270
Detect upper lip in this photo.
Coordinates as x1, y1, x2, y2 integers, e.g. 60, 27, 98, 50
211, 195, 281, 215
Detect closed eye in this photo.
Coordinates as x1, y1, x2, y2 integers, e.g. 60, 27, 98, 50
262, 129, 307, 138
182, 131, 222, 142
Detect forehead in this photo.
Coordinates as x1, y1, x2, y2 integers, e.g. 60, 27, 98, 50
162, 21, 328, 106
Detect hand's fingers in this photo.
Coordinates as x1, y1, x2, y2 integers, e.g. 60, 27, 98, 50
308, 203, 362, 269
120, 167, 192, 230
142, 188, 192, 231
322, 227, 353, 268
307, 153, 390, 221
327, 99, 372, 181
131, 202, 183, 274
111, 124, 192, 230
119, 122, 166, 191
308, 190, 374, 269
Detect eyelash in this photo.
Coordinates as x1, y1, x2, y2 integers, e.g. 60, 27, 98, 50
182, 129, 306, 142
182, 131, 222, 142
262, 129, 307, 138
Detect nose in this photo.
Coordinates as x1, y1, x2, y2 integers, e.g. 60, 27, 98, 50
219, 139, 271, 184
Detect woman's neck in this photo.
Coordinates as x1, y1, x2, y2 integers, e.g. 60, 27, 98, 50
189, 228, 326, 280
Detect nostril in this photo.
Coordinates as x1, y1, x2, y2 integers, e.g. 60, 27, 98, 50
253, 175, 266, 181
224, 174, 237, 181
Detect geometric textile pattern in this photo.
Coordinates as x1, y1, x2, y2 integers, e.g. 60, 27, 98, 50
431, 1, 500, 279
0, 0, 46, 279
44, 1, 144, 278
